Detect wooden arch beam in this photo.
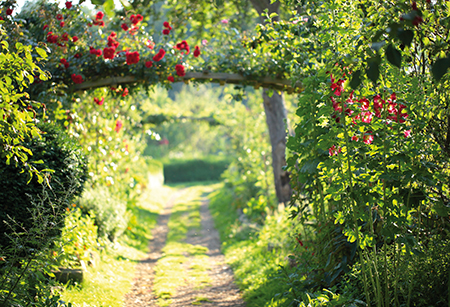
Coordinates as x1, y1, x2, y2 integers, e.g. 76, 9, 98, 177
72, 72, 302, 93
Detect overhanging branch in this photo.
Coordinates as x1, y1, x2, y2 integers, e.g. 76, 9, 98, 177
72, 72, 302, 93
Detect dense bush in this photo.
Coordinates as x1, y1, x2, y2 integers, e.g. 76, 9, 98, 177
0, 122, 88, 250
162, 156, 230, 183
77, 186, 129, 241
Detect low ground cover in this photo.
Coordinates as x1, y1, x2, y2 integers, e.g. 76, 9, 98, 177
208, 185, 297, 307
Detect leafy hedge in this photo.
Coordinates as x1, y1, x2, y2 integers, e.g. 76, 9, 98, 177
162, 156, 230, 183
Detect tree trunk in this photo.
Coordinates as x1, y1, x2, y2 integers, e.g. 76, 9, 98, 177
248, 0, 291, 203
262, 89, 291, 204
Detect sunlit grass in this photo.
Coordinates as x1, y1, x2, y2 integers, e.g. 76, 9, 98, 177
61, 244, 145, 306
192, 296, 213, 305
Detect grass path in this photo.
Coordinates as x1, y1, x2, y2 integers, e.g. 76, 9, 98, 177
125, 183, 245, 306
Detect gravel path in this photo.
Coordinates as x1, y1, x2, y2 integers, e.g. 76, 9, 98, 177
124, 188, 246, 307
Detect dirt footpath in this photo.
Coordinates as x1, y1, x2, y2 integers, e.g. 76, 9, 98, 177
124, 188, 246, 307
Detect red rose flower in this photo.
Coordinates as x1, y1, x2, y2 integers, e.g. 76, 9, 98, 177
60, 58, 69, 69
167, 76, 175, 82
103, 47, 116, 60
162, 28, 170, 35
72, 36, 78, 42
130, 14, 143, 25
145, 61, 153, 68
175, 64, 186, 77
61, 33, 69, 41
56, 14, 63, 20
163, 21, 172, 30
175, 40, 190, 54
121, 23, 129, 31
74, 53, 82, 58
94, 97, 104, 105
107, 32, 119, 48
126, 51, 140, 65
153, 49, 166, 62
122, 88, 129, 97
96, 11, 104, 20
65, 1, 72, 9
193, 46, 201, 57
6, 8, 13, 15
47, 33, 59, 44
60, 21, 65, 27
43, 24, 49, 30
71, 73, 83, 84
89, 47, 102, 57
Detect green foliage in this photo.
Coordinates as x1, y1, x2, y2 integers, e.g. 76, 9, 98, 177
254, 0, 450, 306
0, 21, 50, 182
54, 207, 98, 269
0, 185, 76, 307
77, 186, 129, 242
209, 184, 298, 307
0, 122, 88, 250
162, 156, 231, 183
346, 237, 450, 307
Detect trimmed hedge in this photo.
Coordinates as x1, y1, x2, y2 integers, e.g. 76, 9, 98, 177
162, 157, 231, 183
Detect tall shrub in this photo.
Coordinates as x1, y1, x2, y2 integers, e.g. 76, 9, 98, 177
0, 122, 88, 250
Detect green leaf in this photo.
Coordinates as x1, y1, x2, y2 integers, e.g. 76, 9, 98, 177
431, 58, 450, 82
118, 0, 131, 9
91, 0, 106, 5
366, 61, 380, 83
103, 0, 115, 16
400, 10, 419, 21
350, 70, 362, 89
1, 40, 9, 50
35, 47, 48, 59
213, 0, 224, 7
397, 29, 414, 46
41, 168, 56, 173
370, 41, 385, 52
386, 44, 402, 68
4, 76, 12, 85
